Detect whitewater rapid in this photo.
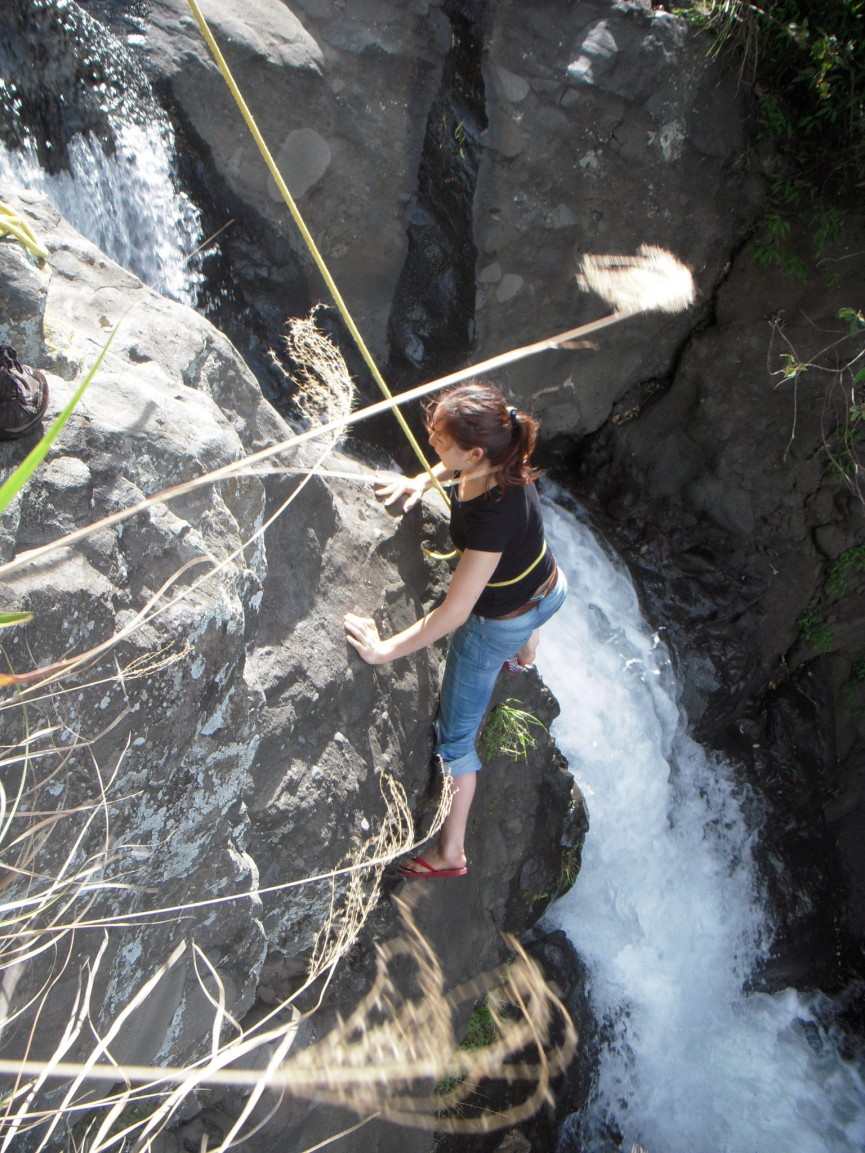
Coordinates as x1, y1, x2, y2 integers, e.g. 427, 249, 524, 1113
537, 495, 865, 1153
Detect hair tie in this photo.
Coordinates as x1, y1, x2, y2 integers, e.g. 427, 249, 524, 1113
508, 406, 519, 427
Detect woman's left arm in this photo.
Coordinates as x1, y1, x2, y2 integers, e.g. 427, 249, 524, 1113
344, 548, 502, 666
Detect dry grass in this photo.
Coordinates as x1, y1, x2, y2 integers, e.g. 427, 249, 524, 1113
0, 740, 577, 1151
271, 307, 355, 443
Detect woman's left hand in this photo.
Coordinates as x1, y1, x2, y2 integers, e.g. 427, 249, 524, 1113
344, 613, 388, 665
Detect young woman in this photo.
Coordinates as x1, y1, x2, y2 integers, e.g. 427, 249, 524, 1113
343, 380, 567, 879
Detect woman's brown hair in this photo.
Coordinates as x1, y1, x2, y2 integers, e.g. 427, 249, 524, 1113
424, 379, 540, 492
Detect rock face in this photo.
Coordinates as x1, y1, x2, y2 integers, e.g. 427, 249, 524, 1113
74, 0, 756, 421
1, 187, 273, 1064
470, 0, 758, 436
0, 184, 584, 1151
127, 0, 449, 373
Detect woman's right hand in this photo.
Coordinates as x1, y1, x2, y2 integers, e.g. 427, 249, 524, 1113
344, 613, 389, 664
373, 474, 427, 515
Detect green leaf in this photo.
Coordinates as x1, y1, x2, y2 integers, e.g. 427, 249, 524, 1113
0, 611, 33, 629
838, 308, 865, 335
0, 320, 121, 515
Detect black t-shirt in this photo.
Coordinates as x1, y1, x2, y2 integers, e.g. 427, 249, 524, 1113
449, 479, 556, 617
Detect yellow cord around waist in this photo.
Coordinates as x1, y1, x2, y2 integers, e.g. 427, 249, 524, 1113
422, 540, 547, 587
487, 539, 547, 587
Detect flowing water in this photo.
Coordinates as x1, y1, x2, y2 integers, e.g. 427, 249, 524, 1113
0, 120, 203, 306
537, 494, 865, 1153
0, 2, 203, 303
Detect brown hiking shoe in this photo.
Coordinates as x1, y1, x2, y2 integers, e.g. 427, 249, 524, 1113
0, 345, 49, 439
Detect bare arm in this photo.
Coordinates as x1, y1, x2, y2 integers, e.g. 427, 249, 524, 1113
344, 548, 502, 665
375, 461, 454, 513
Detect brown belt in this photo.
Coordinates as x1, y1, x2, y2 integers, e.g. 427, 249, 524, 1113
482, 564, 559, 620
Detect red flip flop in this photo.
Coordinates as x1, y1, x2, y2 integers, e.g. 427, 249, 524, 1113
398, 855, 468, 880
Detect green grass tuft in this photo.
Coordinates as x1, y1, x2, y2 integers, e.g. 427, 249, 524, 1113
479, 698, 546, 762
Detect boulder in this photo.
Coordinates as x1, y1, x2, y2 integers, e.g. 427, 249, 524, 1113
0, 184, 277, 1077
473, 0, 761, 435
118, 0, 449, 363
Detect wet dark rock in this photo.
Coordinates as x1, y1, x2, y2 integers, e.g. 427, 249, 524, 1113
386, 0, 488, 385
750, 666, 847, 990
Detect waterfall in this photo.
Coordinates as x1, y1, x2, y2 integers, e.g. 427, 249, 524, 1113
0, 125, 203, 308
0, 1, 204, 306
537, 495, 865, 1153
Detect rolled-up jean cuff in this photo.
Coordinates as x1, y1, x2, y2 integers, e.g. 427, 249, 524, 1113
435, 736, 481, 778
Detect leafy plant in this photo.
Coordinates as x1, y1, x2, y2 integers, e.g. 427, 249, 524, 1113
526, 842, 582, 908
682, 1, 864, 172
769, 307, 864, 502
825, 438, 862, 486
824, 398, 865, 491
823, 309, 865, 493
553, 844, 581, 900
461, 997, 499, 1052
679, 1, 865, 276
480, 699, 546, 761
838, 307, 865, 336
826, 545, 865, 597
434, 994, 500, 1103
797, 603, 833, 652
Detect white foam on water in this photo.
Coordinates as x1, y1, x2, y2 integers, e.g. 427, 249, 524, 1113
538, 496, 865, 1153
0, 120, 203, 306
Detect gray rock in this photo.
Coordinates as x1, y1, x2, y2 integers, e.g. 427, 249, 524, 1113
270, 127, 333, 200
125, 0, 447, 359
0, 184, 275, 1080
474, 0, 758, 436
70, 0, 758, 442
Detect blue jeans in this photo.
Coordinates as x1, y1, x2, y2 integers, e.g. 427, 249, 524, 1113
435, 570, 568, 777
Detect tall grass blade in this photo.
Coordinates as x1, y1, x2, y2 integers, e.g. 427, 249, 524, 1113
0, 320, 121, 516
0, 614, 32, 629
